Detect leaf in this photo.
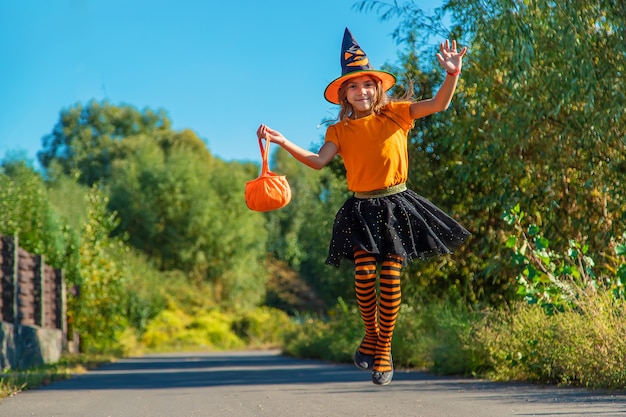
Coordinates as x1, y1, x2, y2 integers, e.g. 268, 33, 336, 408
528, 224, 540, 237
526, 265, 539, 280
505, 236, 517, 248
616, 244, 626, 256
538, 253, 551, 266
535, 236, 550, 250
512, 253, 527, 266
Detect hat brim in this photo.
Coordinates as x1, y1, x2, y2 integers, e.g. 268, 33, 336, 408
323, 70, 396, 104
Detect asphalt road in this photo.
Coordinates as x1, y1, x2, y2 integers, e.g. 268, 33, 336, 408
1, 350, 625, 417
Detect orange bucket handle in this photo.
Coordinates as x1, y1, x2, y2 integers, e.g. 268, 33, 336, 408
258, 137, 271, 175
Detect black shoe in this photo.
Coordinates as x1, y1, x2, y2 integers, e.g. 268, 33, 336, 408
371, 355, 394, 385
372, 368, 394, 385
353, 348, 374, 371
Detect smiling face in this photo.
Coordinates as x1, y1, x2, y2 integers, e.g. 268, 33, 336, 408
344, 75, 378, 118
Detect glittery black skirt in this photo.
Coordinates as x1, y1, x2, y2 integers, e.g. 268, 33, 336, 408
325, 189, 470, 266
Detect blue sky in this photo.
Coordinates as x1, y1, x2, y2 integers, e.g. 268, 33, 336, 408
0, 0, 443, 167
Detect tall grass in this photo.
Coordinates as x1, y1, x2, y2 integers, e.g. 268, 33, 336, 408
283, 288, 626, 389
476, 289, 626, 388
283, 298, 490, 375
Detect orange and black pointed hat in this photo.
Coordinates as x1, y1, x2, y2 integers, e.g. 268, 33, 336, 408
324, 27, 396, 104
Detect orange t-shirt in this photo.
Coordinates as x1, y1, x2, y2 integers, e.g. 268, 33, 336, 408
324, 101, 414, 192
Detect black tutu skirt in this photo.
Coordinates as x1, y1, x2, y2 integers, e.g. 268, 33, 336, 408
325, 189, 470, 266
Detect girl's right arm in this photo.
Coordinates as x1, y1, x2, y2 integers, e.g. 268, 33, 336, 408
257, 124, 337, 170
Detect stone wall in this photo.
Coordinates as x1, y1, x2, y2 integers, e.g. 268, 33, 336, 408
0, 322, 64, 369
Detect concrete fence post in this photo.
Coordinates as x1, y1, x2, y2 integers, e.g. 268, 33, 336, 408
38, 254, 45, 328
11, 233, 19, 368
59, 269, 68, 351
12, 233, 18, 326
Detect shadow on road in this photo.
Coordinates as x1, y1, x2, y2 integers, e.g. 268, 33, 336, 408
39, 350, 626, 414
44, 350, 374, 390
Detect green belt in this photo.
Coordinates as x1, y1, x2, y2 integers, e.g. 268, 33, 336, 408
354, 183, 407, 199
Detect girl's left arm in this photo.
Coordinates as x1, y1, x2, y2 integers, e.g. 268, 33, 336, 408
409, 40, 467, 120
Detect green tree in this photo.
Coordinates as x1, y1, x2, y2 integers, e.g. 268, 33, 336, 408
356, 0, 626, 304
108, 135, 268, 308
72, 187, 129, 352
38, 100, 172, 185
0, 159, 71, 267
40, 100, 268, 309
208, 157, 268, 308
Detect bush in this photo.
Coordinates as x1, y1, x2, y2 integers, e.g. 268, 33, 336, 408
394, 302, 489, 375
179, 310, 245, 350
142, 306, 297, 352
283, 290, 626, 389
142, 308, 190, 349
475, 292, 626, 389
142, 307, 245, 351
503, 204, 626, 313
231, 306, 294, 348
283, 298, 363, 362
282, 298, 487, 375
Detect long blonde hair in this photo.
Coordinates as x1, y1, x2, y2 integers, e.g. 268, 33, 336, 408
336, 75, 391, 121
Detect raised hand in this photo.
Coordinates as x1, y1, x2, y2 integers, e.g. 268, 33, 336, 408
436, 40, 467, 74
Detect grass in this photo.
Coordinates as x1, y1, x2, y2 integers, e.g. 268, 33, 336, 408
476, 289, 626, 388
284, 288, 626, 390
0, 353, 113, 401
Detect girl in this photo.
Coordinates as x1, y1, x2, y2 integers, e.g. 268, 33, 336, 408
257, 28, 470, 386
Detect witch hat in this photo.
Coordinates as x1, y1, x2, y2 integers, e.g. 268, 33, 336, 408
323, 27, 396, 104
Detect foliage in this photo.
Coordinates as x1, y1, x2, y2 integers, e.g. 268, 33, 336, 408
157, 271, 217, 313
71, 187, 129, 352
231, 306, 295, 348
38, 100, 269, 310
475, 297, 626, 389
0, 157, 168, 354
142, 306, 243, 351
107, 134, 268, 308
283, 298, 363, 363
352, 0, 626, 305
0, 161, 71, 266
118, 249, 168, 335
283, 298, 487, 374
264, 256, 326, 314
504, 204, 626, 314
396, 302, 487, 375
38, 100, 173, 186
284, 293, 626, 388
141, 306, 291, 351
45, 174, 168, 351
4, 98, 278, 350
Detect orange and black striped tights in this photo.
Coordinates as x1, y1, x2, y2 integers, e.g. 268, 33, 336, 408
354, 249, 402, 373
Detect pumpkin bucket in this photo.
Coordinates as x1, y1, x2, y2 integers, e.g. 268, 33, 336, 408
245, 137, 292, 212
